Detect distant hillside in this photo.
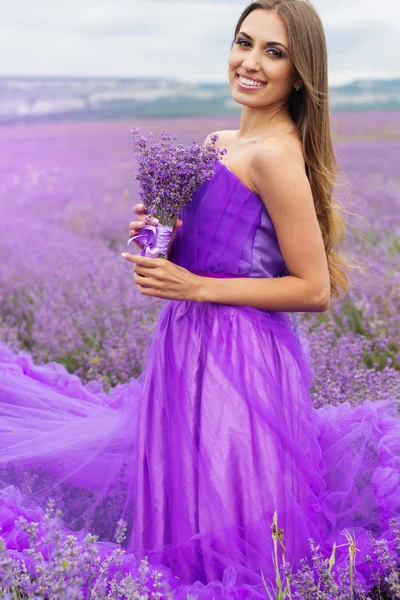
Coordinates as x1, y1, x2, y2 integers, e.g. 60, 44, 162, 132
329, 79, 400, 110
0, 75, 399, 125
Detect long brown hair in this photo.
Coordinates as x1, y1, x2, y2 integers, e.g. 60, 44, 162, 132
232, 0, 362, 299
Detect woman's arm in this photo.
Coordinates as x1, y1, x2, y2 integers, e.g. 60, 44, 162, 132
196, 136, 331, 312
196, 273, 329, 312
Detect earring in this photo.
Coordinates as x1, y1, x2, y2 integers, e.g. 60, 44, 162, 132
294, 84, 300, 92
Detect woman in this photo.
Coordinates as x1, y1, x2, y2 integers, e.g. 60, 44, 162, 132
125, 0, 400, 591
0, 0, 399, 598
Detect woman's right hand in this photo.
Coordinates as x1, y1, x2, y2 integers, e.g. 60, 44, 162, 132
128, 204, 183, 256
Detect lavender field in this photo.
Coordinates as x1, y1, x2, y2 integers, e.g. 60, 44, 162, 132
0, 112, 399, 408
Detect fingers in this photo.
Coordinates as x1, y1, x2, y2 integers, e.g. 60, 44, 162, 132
133, 203, 147, 215
129, 222, 144, 240
121, 254, 163, 268
129, 219, 146, 230
129, 215, 159, 238
173, 218, 183, 230
129, 215, 182, 239
130, 213, 181, 229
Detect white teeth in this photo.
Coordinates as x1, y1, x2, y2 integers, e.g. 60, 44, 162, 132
238, 76, 266, 87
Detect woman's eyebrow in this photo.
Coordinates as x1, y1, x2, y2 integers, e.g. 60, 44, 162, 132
237, 31, 288, 52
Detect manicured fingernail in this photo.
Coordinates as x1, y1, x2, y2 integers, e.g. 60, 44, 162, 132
152, 218, 159, 224
121, 253, 128, 257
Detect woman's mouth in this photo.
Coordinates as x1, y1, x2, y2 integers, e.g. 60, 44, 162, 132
236, 73, 267, 90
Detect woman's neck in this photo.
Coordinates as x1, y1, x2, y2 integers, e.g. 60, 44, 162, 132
237, 104, 295, 140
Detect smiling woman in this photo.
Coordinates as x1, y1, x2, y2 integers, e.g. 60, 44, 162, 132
0, 1, 400, 599
227, 0, 351, 300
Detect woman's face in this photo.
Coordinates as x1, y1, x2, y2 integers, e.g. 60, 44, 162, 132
228, 9, 300, 108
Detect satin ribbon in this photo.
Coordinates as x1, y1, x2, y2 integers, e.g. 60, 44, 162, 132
127, 224, 174, 258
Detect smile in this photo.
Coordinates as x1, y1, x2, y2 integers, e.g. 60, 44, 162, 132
237, 74, 267, 89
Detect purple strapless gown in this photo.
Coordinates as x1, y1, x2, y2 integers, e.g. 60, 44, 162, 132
0, 159, 400, 598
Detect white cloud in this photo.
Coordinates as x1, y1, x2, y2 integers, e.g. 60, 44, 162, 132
0, 0, 399, 85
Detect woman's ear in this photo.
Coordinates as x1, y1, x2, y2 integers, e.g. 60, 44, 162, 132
293, 79, 303, 91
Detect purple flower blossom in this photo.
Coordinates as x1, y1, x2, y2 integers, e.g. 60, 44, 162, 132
0, 115, 399, 396
127, 128, 227, 258
0, 115, 399, 598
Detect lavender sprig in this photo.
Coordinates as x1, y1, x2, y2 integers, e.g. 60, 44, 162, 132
127, 128, 227, 258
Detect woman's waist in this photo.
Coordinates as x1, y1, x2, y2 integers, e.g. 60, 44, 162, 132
192, 270, 246, 279
190, 269, 267, 279
169, 270, 299, 339
188, 266, 288, 280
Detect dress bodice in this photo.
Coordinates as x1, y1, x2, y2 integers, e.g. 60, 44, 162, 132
171, 159, 288, 280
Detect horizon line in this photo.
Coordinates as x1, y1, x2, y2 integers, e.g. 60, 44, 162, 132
0, 74, 400, 88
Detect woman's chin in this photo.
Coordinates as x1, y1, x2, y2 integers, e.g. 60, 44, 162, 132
229, 90, 265, 108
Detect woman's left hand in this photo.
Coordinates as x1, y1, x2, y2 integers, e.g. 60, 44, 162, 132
121, 253, 202, 301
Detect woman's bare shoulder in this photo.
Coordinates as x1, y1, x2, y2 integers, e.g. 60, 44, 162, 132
254, 133, 305, 170
248, 134, 307, 199
203, 130, 237, 148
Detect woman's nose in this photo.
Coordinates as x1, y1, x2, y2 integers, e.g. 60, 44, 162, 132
241, 50, 261, 71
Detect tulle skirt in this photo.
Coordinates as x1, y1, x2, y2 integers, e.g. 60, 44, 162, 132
1, 298, 400, 597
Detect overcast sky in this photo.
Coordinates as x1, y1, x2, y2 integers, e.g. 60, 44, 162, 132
1, 0, 399, 85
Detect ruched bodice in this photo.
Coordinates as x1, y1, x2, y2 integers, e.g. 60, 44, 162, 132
171, 159, 288, 279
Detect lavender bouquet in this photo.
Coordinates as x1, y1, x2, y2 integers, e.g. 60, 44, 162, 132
127, 128, 227, 259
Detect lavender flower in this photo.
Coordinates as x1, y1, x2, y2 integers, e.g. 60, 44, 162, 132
127, 128, 227, 258
0, 114, 400, 598
1, 116, 399, 393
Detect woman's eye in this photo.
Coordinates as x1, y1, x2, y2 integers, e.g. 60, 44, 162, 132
234, 40, 284, 58
234, 39, 250, 47
267, 48, 283, 58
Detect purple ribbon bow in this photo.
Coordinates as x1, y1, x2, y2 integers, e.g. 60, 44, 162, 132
127, 224, 174, 258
